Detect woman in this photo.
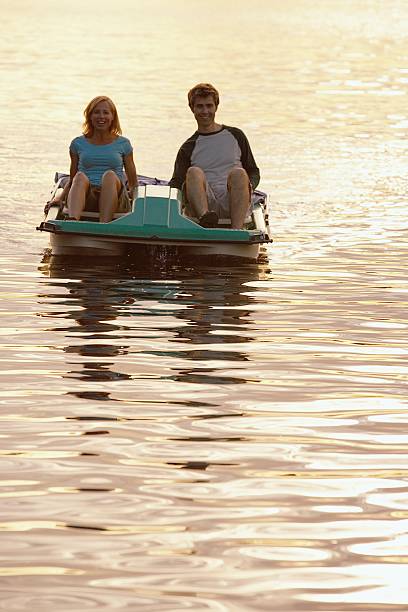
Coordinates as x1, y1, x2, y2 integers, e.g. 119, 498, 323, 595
57, 96, 137, 222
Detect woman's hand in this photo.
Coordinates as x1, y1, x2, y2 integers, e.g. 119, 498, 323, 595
44, 197, 61, 214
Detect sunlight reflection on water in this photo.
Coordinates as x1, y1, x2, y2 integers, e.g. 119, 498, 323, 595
1, 0, 408, 610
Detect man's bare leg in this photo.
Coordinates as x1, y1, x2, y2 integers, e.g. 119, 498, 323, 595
99, 170, 121, 223
228, 168, 251, 229
185, 166, 209, 218
67, 172, 89, 220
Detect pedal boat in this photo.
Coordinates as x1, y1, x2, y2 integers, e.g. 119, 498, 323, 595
37, 174, 272, 261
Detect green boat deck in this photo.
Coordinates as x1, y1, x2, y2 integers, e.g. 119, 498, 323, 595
42, 194, 269, 245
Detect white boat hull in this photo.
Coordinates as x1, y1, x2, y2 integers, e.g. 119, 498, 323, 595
50, 232, 260, 260
50, 233, 126, 256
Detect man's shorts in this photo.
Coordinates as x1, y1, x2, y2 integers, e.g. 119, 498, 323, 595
182, 180, 253, 219
206, 183, 231, 218
85, 185, 131, 213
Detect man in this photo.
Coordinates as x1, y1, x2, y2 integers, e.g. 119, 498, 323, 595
169, 83, 260, 229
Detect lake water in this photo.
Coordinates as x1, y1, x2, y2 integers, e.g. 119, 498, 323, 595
1, 0, 408, 610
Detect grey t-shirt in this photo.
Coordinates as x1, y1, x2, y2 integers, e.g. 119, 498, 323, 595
190, 129, 242, 189
169, 125, 260, 191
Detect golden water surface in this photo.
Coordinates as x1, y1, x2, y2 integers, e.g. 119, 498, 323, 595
1, 0, 408, 610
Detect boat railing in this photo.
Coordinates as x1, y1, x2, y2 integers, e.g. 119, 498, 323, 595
135, 183, 182, 227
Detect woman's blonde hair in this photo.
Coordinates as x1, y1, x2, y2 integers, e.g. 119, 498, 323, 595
82, 96, 122, 137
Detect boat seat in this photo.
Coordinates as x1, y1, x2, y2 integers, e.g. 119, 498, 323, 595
60, 206, 127, 221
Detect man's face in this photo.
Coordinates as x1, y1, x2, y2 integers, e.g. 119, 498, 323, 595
191, 95, 217, 129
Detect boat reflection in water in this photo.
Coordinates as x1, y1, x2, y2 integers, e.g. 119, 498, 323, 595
38, 251, 270, 405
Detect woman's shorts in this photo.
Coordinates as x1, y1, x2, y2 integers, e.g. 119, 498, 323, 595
85, 185, 131, 213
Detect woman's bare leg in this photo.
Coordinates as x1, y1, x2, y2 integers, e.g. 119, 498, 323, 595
67, 172, 89, 220
99, 170, 121, 223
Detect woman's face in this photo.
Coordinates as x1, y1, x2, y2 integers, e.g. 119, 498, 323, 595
90, 100, 114, 133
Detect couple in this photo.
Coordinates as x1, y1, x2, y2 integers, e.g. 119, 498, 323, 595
58, 83, 260, 229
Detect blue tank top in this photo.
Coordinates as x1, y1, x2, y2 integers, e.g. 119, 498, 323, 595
70, 135, 133, 187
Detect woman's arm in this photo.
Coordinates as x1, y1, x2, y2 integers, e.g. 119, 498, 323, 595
44, 150, 78, 213
124, 152, 138, 200
59, 150, 78, 202
49, 150, 78, 204
69, 149, 79, 182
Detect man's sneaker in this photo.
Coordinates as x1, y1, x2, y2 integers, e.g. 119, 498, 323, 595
198, 211, 218, 228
